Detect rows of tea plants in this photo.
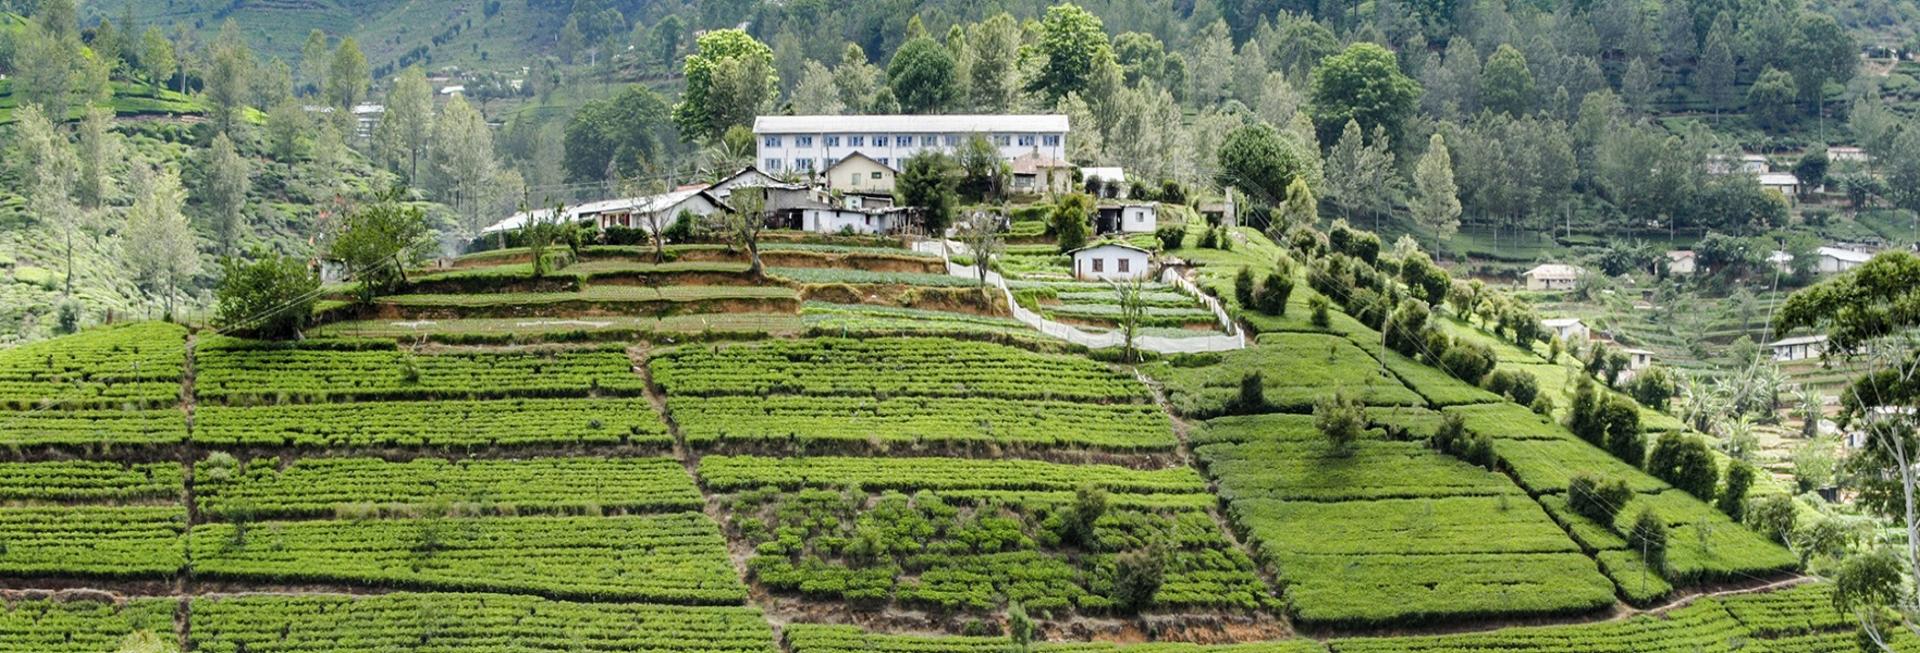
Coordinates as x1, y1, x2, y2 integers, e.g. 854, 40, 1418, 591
1193, 414, 1612, 626
0, 461, 182, 502
195, 456, 702, 518
1144, 334, 1425, 416
0, 408, 186, 447
786, 624, 1329, 653
651, 338, 1146, 402
0, 322, 185, 409
698, 455, 1207, 495
0, 597, 179, 653
193, 398, 670, 448
0, 506, 186, 578
669, 395, 1176, 451
188, 512, 745, 603
801, 303, 1042, 342
195, 338, 646, 403
729, 486, 1270, 613
188, 592, 778, 653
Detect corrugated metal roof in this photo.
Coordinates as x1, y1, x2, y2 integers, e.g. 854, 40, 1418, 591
754, 114, 1069, 133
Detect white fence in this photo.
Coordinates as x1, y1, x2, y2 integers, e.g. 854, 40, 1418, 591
927, 240, 1245, 354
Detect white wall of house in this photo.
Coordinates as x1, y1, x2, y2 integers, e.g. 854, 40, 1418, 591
824, 156, 897, 195
1071, 245, 1151, 281
754, 115, 1068, 174
1120, 205, 1157, 233
802, 208, 905, 234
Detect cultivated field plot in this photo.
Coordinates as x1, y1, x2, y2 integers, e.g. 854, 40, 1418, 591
192, 398, 671, 448
188, 592, 778, 653
1193, 415, 1612, 626
1448, 405, 1797, 595
0, 596, 179, 653
787, 624, 1329, 653
0, 408, 185, 448
194, 338, 647, 403
194, 456, 703, 518
655, 338, 1172, 453
1331, 583, 1910, 653
0, 460, 188, 580
0, 322, 185, 409
188, 511, 745, 603
801, 302, 1043, 342
1145, 333, 1425, 416
702, 455, 1271, 613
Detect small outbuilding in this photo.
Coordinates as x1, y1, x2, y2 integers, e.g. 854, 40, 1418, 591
1522, 264, 1583, 291
1542, 317, 1590, 344
1769, 334, 1828, 362
1096, 203, 1157, 234
1069, 242, 1153, 281
1664, 250, 1697, 276
1010, 152, 1073, 195
1759, 172, 1802, 199
822, 152, 898, 195
1816, 246, 1872, 274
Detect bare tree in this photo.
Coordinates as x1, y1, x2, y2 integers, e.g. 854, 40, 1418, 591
1110, 277, 1147, 363
955, 208, 1004, 296
723, 187, 767, 277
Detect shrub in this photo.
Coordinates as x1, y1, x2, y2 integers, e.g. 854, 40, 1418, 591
1111, 545, 1166, 613
1432, 412, 1467, 451
1198, 228, 1218, 249
1746, 494, 1796, 545
1314, 391, 1366, 455
215, 253, 321, 339
1382, 299, 1430, 357
55, 299, 82, 335
1601, 397, 1644, 466
1647, 433, 1719, 501
1067, 485, 1107, 547
1008, 601, 1034, 648
1234, 268, 1256, 309
1567, 472, 1632, 523
1438, 340, 1495, 385
1717, 460, 1755, 520
1627, 509, 1669, 571
1256, 274, 1293, 315
1234, 371, 1265, 414
1462, 433, 1496, 470
1628, 366, 1676, 410
1155, 226, 1185, 251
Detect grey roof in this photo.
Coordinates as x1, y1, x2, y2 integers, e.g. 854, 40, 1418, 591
1069, 242, 1153, 256
755, 114, 1069, 134
1769, 334, 1829, 348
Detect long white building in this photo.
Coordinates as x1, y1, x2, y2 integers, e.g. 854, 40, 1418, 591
752, 114, 1069, 175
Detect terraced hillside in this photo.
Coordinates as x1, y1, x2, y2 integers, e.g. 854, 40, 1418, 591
0, 224, 1856, 651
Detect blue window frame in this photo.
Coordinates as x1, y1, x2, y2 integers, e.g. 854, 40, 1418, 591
944, 135, 960, 146
848, 136, 864, 147
763, 135, 782, 147
1017, 135, 1036, 146
872, 134, 888, 145
895, 135, 913, 147
1043, 134, 1062, 147
921, 135, 939, 147
993, 135, 1011, 146
825, 136, 840, 147
796, 136, 814, 147
765, 158, 783, 171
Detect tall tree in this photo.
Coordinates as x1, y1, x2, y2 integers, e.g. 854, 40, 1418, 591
1480, 44, 1535, 117
432, 95, 500, 237
198, 132, 251, 254
563, 85, 671, 183
12, 104, 82, 296
266, 98, 308, 166
1620, 57, 1655, 114
672, 29, 776, 141
1323, 119, 1393, 221
299, 29, 330, 96
1025, 3, 1113, 104
140, 26, 176, 91
329, 194, 431, 302
1698, 17, 1736, 114
1749, 68, 1799, 131
1190, 20, 1233, 106
967, 13, 1022, 112
1411, 133, 1462, 252
204, 20, 256, 135
74, 106, 116, 210
1787, 12, 1857, 107
791, 61, 844, 114
887, 37, 958, 114
1308, 43, 1422, 145
14, 23, 82, 120
833, 44, 883, 114
1216, 122, 1319, 209
375, 67, 435, 182
650, 15, 685, 68
122, 165, 201, 317
327, 37, 370, 110
896, 151, 959, 234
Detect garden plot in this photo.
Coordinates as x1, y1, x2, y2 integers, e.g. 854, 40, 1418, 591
188, 592, 777, 653
193, 398, 670, 449
1145, 333, 1425, 416
195, 338, 647, 403
0, 461, 187, 580
701, 454, 1271, 614
1193, 414, 1611, 626
654, 338, 1173, 453
0, 597, 179, 653
1012, 281, 1222, 330
194, 456, 703, 518
787, 624, 1327, 653
0, 322, 185, 409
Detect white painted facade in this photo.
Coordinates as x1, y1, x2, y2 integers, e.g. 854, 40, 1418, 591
1817, 246, 1872, 274
1119, 204, 1156, 233
753, 114, 1069, 175
1070, 243, 1152, 281
1542, 317, 1589, 344
1523, 264, 1582, 291
1770, 334, 1828, 361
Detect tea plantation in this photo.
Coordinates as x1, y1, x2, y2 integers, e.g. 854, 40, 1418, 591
0, 228, 1838, 651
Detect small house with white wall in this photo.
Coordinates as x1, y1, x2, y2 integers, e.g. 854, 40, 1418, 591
1010, 152, 1072, 195
1665, 250, 1697, 275
1070, 242, 1153, 281
799, 195, 910, 235
478, 187, 730, 236
1830, 146, 1870, 163
1759, 172, 1802, 199
1770, 334, 1828, 361
1522, 264, 1583, 291
1767, 250, 1796, 274
822, 152, 897, 195
1816, 246, 1872, 274
1096, 204, 1157, 234
1543, 317, 1590, 344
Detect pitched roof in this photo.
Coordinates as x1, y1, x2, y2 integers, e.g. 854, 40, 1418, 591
824, 151, 897, 173
1069, 242, 1153, 256
1666, 250, 1696, 261
1769, 334, 1829, 348
1817, 246, 1873, 263
1010, 151, 1070, 175
478, 188, 728, 235
1541, 317, 1585, 328
754, 114, 1070, 134
1524, 264, 1582, 279
1758, 172, 1801, 186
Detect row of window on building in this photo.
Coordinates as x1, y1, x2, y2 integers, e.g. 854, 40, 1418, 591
763, 134, 1062, 148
